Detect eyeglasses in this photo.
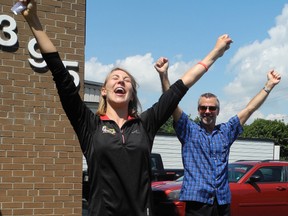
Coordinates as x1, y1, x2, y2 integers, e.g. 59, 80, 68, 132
198, 106, 218, 112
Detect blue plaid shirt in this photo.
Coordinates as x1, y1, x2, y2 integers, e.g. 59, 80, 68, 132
174, 112, 243, 205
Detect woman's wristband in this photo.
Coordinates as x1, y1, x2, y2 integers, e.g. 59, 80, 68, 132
197, 62, 208, 72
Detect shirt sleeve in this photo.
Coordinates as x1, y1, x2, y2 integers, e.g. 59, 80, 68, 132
226, 115, 244, 145
42, 52, 96, 154
140, 79, 188, 145
173, 112, 193, 145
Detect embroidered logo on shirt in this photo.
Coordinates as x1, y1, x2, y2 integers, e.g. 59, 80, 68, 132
131, 129, 140, 134
102, 126, 116, 135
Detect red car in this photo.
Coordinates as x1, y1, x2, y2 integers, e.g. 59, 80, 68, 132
152, 160, 288, 216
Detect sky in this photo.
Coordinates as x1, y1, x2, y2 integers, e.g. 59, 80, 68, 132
84, 0, 288, 125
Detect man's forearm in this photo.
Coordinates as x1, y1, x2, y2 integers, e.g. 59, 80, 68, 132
159, 72, 170, 92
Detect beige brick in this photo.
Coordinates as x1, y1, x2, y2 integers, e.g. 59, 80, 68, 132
0, 0, 85, 214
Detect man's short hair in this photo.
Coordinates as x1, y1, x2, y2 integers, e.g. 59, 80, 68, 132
198, 92, 220, 108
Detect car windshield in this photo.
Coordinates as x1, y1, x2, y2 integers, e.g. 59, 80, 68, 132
228, 163, 253, 182
175, 163, 253, 183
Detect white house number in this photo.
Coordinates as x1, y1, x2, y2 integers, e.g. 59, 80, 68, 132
0, 14, 80, 87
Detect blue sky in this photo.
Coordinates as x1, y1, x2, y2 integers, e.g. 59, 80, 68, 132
85, 0, 288, 124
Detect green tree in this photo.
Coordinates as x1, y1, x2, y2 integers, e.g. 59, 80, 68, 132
159, 115, 199, 134
194, 116, 201, 124
240, 119, 288, 160
158, 116, 175, 134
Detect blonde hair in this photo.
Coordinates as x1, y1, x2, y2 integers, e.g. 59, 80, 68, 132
96, 67, 141, 117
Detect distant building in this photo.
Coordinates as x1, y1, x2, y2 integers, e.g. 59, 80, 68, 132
82, 81, 102, 170
84, 80, 102, 113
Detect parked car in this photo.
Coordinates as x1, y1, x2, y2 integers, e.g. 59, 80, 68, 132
151, 153, 184, 181
152, 176, 185, 216
152, 160, 288, 216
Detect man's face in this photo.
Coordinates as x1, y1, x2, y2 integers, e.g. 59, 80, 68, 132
198, 96, 219, 127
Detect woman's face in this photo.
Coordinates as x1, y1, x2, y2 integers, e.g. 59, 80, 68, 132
101, 69, 134, 107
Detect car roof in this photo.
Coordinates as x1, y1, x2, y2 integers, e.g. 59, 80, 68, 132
231, 160, 288, 166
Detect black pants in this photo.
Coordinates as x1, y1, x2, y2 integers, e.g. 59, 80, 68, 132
185, 199, 230, 216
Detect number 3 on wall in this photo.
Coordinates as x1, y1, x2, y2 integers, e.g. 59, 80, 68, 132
0, 15, 18, 46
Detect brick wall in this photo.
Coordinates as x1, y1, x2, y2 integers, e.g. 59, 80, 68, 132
0, 0, 86, 215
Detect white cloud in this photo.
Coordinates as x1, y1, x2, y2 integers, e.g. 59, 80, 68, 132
85, 53, 196, 93
222, 4, 288, 123
85, 57, 114, 83
85, 54, 159, 91
266, 113, 288, 123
